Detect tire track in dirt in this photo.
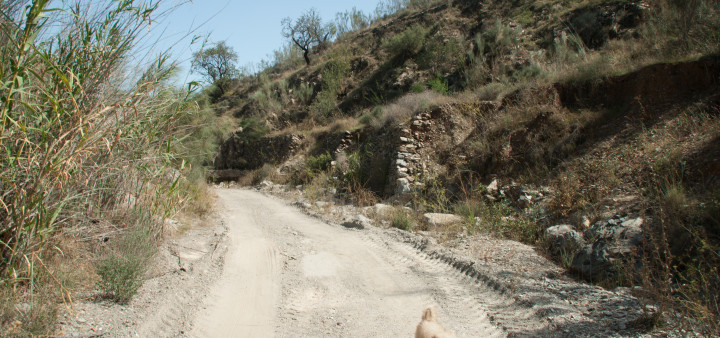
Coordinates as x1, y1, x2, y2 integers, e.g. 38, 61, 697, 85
191, 188, 555, 337
361, 229, 545, 336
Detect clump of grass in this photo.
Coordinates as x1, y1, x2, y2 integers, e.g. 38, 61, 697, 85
391, 210, 413, 231
453, 199, 484, 224
304, 171, 336, 202
364, 91, 449, 129
0, 290, 58, 336
251, 164, 277, 185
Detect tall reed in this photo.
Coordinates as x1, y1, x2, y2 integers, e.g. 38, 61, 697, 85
0, 0, 196, 280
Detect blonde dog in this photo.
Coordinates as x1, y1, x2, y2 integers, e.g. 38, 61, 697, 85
415, 306, 456, 338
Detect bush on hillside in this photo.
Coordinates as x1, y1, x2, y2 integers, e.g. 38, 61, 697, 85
381, 23, 430, 57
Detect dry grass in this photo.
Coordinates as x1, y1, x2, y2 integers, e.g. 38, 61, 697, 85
363, 91, 452, 128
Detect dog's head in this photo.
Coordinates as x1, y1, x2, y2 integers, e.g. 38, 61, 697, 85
416, 306, 456, 338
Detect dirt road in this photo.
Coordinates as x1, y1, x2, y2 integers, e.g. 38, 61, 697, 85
59, 187, 644, 337
188, 188, 541, 337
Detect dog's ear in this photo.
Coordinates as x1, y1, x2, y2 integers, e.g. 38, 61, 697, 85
421, 306, 437, 322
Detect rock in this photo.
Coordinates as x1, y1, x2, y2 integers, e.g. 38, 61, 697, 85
572, 216, 644, 282
564, 3, 646, 49
581, 216, 591, 229
396, 178, 411, 194
342, 214, 372, 230
315, 201, 329, 208
545, 224, 586, 257
260, 180, 273, 188
517, 194, 532, 209
487, 179, 499, 195
371, 203, 393, 216
396, 159, 408, 167
424, 213, 464, 227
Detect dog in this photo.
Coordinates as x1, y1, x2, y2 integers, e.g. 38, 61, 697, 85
415, 306, 456, 338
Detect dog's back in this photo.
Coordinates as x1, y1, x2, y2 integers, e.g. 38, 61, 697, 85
415, 306, 456, 338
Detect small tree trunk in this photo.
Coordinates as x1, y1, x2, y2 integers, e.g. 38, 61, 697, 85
302, 49, 310, 65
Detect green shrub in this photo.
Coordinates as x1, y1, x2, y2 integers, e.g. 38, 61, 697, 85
342, 149, 369, 186
417, 35, 466, 74
454, 200, 484, 222
96, 228, 156, 304
381, 23, 430, 57
511, 63, 542, 82
295, 82, 315, 104
462, 20, 528, 86
96, 256, 144, 304
311, 58, 351, 120
307, 152, 333, 174
236, 117, 270, 143
516, 8, 535, 27
414, 178, 452, 213
304, 171, 336, 202
391, 210, 412, 231
427, 75, 449, 94
359, 106, 384, 126
311, 91, 340, 121
411, 83, 426, 93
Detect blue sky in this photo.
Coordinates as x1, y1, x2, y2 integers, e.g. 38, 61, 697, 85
146, 0, 382, 84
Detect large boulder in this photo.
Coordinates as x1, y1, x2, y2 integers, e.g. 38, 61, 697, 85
572, 216, 644, 282
396, 178, 411, 194
545, 224, 586, 257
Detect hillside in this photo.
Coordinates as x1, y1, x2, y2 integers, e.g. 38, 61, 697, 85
207, 0, 720, 333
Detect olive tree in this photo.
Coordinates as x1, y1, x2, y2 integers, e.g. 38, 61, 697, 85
282, 8, 335, 65
191, 41, 238, 95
